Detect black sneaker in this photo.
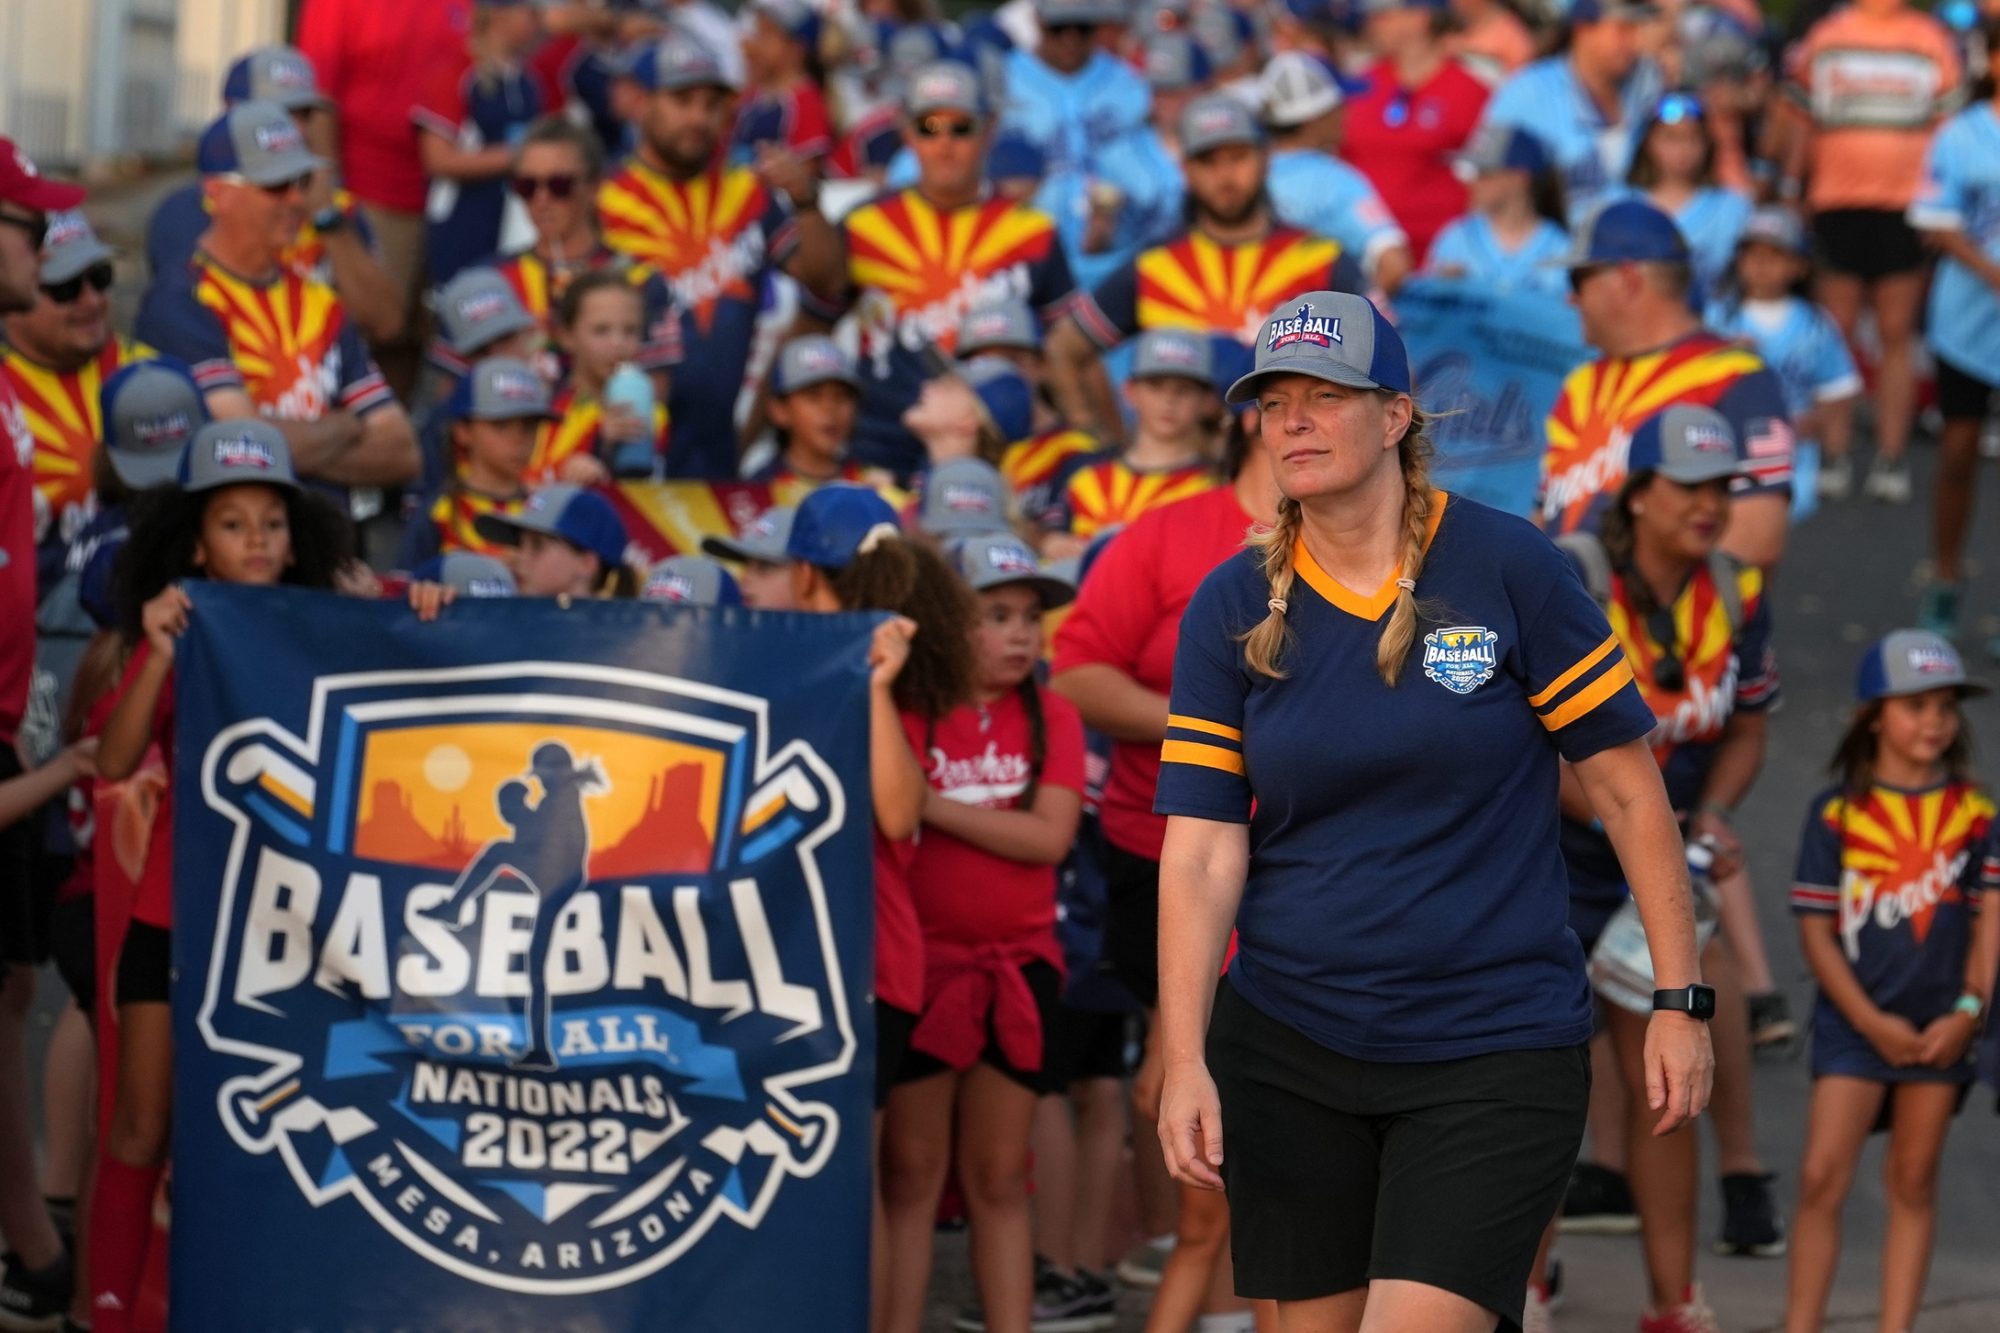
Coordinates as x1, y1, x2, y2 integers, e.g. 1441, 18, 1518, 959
1716, 1172, 1788, 1257
0, 1249, 73, 1332
1748, 991, 1799, 1058
1558, 1162, 1640, 1235
1037, 1266, 1117, 1333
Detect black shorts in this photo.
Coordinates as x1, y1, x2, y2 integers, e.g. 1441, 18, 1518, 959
0, 745, 44, 973
901, 960, 1064, 1094
1207, 981, 1589, 1331
1935, 354, 1998, 423
877, 1002, 918, 1110
1101, 841, 1161, 1008
116, 920, 173, 1007
1813, 208, 1926, 280
1039, 1003, 1129, 1088
49, 893, 95, 1016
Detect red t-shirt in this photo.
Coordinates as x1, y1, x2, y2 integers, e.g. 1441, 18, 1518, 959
298, 0, 472, 213
872, 712, 929, 1014
1051, 485, 1255, 861
1342, 58, 1490, 262
0, 378, 31, 745
908, 688, 1085, 946
94, 641, 176, 928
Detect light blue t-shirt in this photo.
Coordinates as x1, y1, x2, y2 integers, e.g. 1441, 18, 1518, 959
1662, 187, 1752, 302
1480, 56, 1664, 222
1910, 103, 2000, 378
1037, 131, 1186, 294
1266, 148, 1409, 277
1423, 213, 1571, 296
1000, 48, 1152, 179
1704, 295, 1861, 425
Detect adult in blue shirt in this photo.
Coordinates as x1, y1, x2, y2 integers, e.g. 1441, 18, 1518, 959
1153, 290, 1713, 1333
1479, 0, 1664, 221
1000, 0, 1153, 179
1258, 52, 1415, 292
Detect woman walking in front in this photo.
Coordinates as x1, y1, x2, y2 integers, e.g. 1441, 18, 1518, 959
1153, 291, 1716, 1333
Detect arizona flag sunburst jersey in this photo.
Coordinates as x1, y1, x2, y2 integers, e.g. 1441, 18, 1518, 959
531, 385, 671, 484
478, 245, 680, 373
0, 338, 148, 560
1070, 226, 1365, 352
1003, 427, 1100, 530
598, 160, 798, 476
1792, 780, 1996, 1029
1058, 454, 1217, 538
135, 254, 393, 427
395, 485, 527, 571
1540, 332, 1794, 536
842, 190, 1075, 475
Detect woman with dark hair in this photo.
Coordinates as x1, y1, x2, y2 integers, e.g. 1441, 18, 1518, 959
1624, 92, 1752, 300
1425, 124, 1571, 295
1154, 291, 1712, 1333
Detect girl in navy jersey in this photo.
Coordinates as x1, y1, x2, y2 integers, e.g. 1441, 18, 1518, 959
878, 533, 1085, 1333
1784, 631, 1999, 1333
1155, 291, 1713, 1333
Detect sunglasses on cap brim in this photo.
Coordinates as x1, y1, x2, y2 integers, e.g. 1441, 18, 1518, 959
913, 115, 982, 139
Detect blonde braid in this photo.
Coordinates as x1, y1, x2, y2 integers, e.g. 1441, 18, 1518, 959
1375, 410, 1437, 685
1240, 496, 1304, 680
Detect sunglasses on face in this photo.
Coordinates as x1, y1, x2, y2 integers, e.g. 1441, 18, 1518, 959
42, 263, 113, 304
1568, 264, 1609, 296
511, 174, 580, 201
1646, 604, 1686, 692
0, 211, 47, 251
914, 115, 981, 140
1045, 21, 1094, 36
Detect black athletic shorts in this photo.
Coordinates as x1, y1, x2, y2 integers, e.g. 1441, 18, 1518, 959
1101, 841, 1161, 1008
1813, 207, 1926, 280
116, 920, 173, 1007
1936, 354, 1998, 423
1207, 980, 1590, 1332
900, 960, 1064, 1094
49, 893, 95, 1016
877, 1002, 918, 1110
1042, 1003, 1129, 1087
0, 745, 43, 975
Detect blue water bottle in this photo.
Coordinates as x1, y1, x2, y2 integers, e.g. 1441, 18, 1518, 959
605, 363, 658, 480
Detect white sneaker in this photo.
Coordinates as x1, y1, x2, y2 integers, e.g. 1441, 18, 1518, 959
1522, 1283, 1556, 1333
1864, 458, 1913, 504
1817, 456, 1853, 501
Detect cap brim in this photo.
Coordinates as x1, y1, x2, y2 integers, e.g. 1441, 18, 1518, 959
269, 89, 334, 112
473, 512, 540, 547
1652, 459, 1745, 487
1224, 359, 1382, 404
453, 310, 539, 356
5, 178, 86, 212
699, 534, 790, 564
105, 447, 183, 490
1184, 132, 1263, 157
778, 370, 863, 395
39, 238, 116, 285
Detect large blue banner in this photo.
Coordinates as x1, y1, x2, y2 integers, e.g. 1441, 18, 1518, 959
171, 586, 878, 1332
1398, 278, 1591, 518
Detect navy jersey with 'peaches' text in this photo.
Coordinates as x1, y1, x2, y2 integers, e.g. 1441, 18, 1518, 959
1156, 494, 1655, 1061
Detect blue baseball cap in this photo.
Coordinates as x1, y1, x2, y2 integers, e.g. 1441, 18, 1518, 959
751, 0, 822, 48
1569, 0, 1659, 22
1625, 404, 1742, 486
1226, 290, 1411, 402
1557, 197, 1690, 270
626, 34, 731, 93
786, 484, 905, 569
100, 357, 207, 489
1856, 629, 1991, 702
1453, 123, 1551, 179
959, 356, 1033, 442
986, 130, 1047, 183
474, 485, 630, 569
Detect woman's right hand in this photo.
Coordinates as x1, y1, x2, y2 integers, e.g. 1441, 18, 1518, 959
1157, 1060, 1225, 1191
1644, 1011, 1715, 1135
1866, 1012, 1927, 1068
141, 584, 193, 661
868, 616, 917, 692
559, 453, 612, 486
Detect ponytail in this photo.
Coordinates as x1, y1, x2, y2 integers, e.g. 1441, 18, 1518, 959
1242, 399, 1438, 686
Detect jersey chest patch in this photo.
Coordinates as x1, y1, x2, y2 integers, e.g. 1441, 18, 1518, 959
1422, 626, 1499, 695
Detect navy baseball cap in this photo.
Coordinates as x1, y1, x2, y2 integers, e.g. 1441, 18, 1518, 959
920, 458, 1012, 537
774, 335, 862, 395
786, 484, 905, 569
959, 357, 1033, 442
413, 552, 518, 598
178, 419, 301, 493
1625, 404, 1742, 486
1142, 31, 1213, 91
1453, 123, 1551, 179
986, 131, 1047, 183
947, 533, 1076, 608
197, 100, 327, 185
100, 358, 207, 489
444, 357, 558, 423
1227, 290, 1411, 403
751, 0, 822, 47
702, 505, 796, 564
642, 554, 744, 606
627, 34, 731, 93
1856, 630, 1991, 702
474, 485, 630, 569
222, 46, 330, 111
1557, 197, 1690, 269
1569, 0, 1659, 22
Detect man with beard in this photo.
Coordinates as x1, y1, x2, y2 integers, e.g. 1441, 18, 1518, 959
1044, 95, 1366, 439
597, 33, 842, 478
0, 136, 86, 1331
1, 212, 149, 594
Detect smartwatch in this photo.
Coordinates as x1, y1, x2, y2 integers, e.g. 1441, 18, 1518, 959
311, 205, 348, 235
1653, 984, 1717, 1021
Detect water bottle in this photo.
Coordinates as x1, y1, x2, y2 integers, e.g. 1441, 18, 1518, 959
604, 363, 658, 480
1589, 838, 1723, 1015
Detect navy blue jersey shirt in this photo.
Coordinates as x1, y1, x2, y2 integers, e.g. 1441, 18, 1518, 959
1156, 494, 1655, 1061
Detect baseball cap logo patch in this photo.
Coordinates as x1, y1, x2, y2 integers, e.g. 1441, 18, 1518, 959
1190, 104, 1237, 135
943, 483, 995, 513
491, 370, 542, 402
913, 71, 965, 103
254, 121, 305, 155
967, 313, 1008, 338
986, 545, 1038, 576
213, 435, 276, 470
269, 57, 311, 89
1908, 646, 1959, 676
42, 213, 87, 250
134, 411, 198, 450
1267, 303, 1342, 353
1154, 337, 1200, 366
648, 573, 697, 603
1685, 423, 1732, 455
456, 290, 508, 323
799, 345, 843, 373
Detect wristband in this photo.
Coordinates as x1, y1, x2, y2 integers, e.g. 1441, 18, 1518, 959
1955, 992, 1984, 1019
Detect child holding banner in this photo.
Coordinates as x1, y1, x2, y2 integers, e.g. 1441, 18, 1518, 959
880, 534, 1085, 1333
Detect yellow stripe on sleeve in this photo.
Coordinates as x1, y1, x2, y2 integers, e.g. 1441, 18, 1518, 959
1166, 714, 1243, 742
1539, 660, 1636, 732
1527, 633, 1619, 709
1160, 740, 1247, 776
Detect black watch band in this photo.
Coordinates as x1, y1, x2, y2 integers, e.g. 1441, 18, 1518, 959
311, 205, 347, 235
1653, 984, 1717, 1021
